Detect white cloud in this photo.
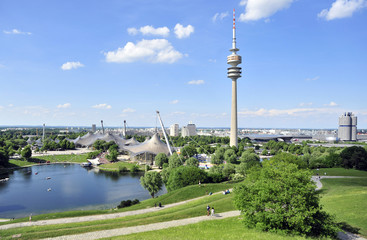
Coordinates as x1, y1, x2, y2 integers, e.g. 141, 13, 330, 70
174, 24, 194, 39
105, 39, 183, 64
306, 76, 320, 81
128, 26, 170, 37
92, 104, 112, 109
140, 26, 170, 37
318, 0, 367, 20
127, 27, 139, 35
188, 80, 205, 85
170, 100, 179, 104
239, 0, 294, 21
57, 103, 71, 109
212, 12, 229, 22
3, 29, 31, 35
8, 104, 14, 107
238, 106, 342, 117
122, 108, 136, 113
209, 59, 217, 63
61, 61, 84, 70
0, 64, 5, 68
0, 106, 3, 110
299, 102, 313, 107
324, 101, 338, 107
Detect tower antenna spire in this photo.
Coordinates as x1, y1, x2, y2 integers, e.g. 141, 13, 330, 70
233, 8, 236, 50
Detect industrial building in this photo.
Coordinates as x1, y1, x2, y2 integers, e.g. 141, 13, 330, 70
338, 112, 357, 141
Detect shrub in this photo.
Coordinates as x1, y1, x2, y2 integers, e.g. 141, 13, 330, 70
117, 199, 140, 209
130, 165, 140, 173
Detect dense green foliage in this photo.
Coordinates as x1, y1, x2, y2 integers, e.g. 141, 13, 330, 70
41, 139, 76, 151
234, 162, 337, 238
140, 171, 163, 198
186, 157, 199, 167
166, 166, 207, 192
340, 146, 367, 170
117, 199, 139, 209
154, 153, 168, 169
21, 145, 32, 160
86, 150, 102, 159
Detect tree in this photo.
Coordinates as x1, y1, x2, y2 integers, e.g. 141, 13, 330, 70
239, 152, 261, 170
106, 149, 118, 162
234, 162, 337, 238
0, 148, 9, 167
155, 153, 168, 169
340, 146, 367, 170
186, 157, 199, 167
269, 152, 307, 169
168, 152, 183, 168
222, 163, 236, 180
224, 149, 237, 164
21, 146, 32, 160
261, 149, 268, 156
211, 147, 225, 165
166, 166, 207, 192
140, 171, 163, 198
181, 145, 197, 159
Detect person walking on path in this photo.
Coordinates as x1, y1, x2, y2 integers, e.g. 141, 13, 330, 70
211, 207, 215, 217
206, 205, 210, 216
29, 214, 32, 222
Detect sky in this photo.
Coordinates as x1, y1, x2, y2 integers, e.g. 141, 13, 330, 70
0, 0, 366, 129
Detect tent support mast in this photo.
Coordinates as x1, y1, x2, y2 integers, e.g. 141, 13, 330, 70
156, 111, 173, 155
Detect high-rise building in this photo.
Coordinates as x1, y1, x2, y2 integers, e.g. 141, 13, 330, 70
92, 124, 96, 133
181, 123, 197, 137
338, 112, 357, 141
170, 124, 179, 137
227, 9, 242, 147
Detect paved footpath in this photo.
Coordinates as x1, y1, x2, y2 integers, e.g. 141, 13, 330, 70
42, 211, 240, 240
0, 189, 228, 230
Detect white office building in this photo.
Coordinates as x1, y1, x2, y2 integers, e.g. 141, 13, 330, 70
170, 124, 179, 137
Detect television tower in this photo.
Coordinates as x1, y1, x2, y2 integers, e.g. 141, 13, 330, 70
227, 9, 242, 147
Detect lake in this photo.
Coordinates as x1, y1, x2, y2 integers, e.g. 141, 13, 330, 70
0, 164, 166, 218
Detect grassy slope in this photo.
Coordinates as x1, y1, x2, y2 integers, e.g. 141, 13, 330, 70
0, 191, 235, 239
320, 177, 367, 237
312, 168, 367, 177
104, 217, 309, 240
98, 162, 143, 172
0, 183, 234, 225
33, 154, 88, 163
8, 159, 37, 167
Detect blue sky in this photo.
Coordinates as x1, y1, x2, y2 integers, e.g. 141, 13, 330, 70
0, 0, 366, 129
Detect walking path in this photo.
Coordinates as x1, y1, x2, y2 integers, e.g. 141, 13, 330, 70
42, 211, 240, 240
0, 189, 228, 230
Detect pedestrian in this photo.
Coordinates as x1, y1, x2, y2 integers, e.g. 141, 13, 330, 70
211, 207, 215, 217
29, 214, 32, 222
207, 205, 210, 216
199, 180, 201, 187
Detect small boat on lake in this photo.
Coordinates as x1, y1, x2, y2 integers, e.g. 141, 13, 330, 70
47, 188, 52, 191
46, 177, 51, 180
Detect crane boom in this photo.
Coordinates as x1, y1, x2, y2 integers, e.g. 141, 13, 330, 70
156, 111, 173, 155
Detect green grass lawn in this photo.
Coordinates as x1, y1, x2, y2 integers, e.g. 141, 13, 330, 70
103, 217, 310, 240
0, 182, 234, 226
99, 161, 143, 172
33, 154, 88, 163
7, 159, 38, 167
313, 168, 367, 177
0, 191, 236, 239
320, 177, 367, 237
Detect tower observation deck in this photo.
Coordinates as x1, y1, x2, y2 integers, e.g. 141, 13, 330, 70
227, 9, 242, 147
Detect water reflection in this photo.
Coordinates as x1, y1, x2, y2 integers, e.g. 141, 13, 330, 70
0, 164, 166, 218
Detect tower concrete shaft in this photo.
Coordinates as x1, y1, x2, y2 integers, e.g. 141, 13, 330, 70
227, 9, 242, 147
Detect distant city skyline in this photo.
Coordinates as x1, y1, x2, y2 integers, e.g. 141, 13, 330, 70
1, 0, 366, 129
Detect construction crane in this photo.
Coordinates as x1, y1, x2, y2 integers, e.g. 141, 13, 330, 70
156, 111, 173, 155
101, 120, 105, 134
